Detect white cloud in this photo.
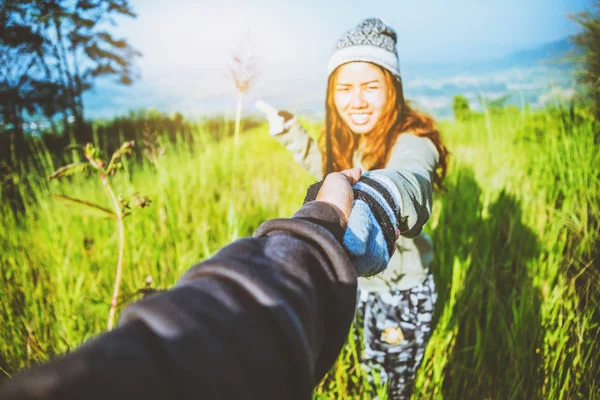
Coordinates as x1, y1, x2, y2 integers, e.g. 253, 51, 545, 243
412, 96, 452, 110
533, 86, 575, 107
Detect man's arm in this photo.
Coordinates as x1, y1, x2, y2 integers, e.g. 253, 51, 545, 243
0, 201, 356, 400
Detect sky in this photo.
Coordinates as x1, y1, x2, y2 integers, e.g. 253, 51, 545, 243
115, 0, 591, 70
86, 0, 593, 118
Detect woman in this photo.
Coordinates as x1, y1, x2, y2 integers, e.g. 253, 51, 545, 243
258, 18, 449, 399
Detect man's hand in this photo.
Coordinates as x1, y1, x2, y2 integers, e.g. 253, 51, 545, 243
316, 167, 362, 230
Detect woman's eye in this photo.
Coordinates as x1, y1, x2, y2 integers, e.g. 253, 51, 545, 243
367, 86, 380, 91
336, 87, 350, 92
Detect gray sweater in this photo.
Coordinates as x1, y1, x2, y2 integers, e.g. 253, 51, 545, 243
274, 119, 439, 291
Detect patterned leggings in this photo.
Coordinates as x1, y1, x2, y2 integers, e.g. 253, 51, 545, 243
355, 274, 437, 400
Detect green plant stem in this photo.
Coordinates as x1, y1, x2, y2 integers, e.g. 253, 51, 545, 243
51, 193, 116, 219
103, 176, 125, 331
228, 91, 244, 240
234, 91, 243, 148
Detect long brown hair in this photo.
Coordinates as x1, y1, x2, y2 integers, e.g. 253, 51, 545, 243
319, 63, 449, 190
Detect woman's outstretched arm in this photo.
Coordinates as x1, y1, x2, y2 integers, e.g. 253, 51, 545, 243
256, 101, 323, 179
303, 134, 439, 275
275, 119, 323, 180
364, 133, 439, 238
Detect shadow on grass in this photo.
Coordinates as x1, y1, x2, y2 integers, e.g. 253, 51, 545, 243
430, 166, 542, 399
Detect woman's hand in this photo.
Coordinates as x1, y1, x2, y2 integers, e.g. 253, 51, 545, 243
255, 100, 294, 136
316, 167, 362, 230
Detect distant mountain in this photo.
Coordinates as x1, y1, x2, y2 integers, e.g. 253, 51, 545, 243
396, 37, 578, 118
500, 37, 575, 67
401, 37, 575, 78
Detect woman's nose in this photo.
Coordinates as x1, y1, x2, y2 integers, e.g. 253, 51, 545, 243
350, 89, 367, 108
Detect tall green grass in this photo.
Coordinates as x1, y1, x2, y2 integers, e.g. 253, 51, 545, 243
0, 109, 598, 399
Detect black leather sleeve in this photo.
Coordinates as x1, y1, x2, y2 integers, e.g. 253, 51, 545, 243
0, 201, 357, 400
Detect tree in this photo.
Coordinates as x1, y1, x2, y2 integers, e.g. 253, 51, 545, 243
0, 1, 45, 135
0, 0, 141, 135
570, 1, 600, 121
452, 94, 471, 121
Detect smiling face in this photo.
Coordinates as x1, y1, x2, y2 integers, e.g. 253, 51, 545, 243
333, 62, 391, 135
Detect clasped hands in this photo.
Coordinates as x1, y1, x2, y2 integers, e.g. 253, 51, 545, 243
257, 100, 401, 277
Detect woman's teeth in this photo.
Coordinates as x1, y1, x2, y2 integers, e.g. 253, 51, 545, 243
350, 113, 369, 125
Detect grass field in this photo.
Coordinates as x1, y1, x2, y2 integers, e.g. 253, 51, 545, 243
1, 108, 598, 399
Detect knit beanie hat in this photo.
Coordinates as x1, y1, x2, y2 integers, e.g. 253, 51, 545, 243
328, 18, 401, 79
